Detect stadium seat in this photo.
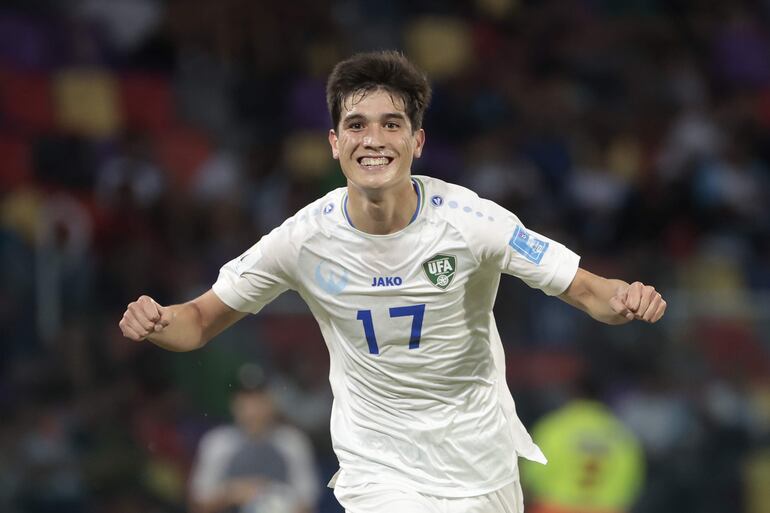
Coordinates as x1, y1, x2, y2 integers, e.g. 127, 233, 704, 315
155, 125, 212, 189
0, 69, 55, 134
0, 12, 57, 70
0, 135, 33, 191
118, 73, 175, 134
53, 68, 122, 137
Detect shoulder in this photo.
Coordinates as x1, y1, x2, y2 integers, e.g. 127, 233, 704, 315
285, 187, 346, 236
416, 175, 515, 227
269, 425, 316, 462
270, 424, 314, 450
197, 425, 242, 452
416, 175, 520, 257
262, 186, 347, 248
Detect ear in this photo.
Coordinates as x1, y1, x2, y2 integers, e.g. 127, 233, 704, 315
413, 128, 426, 159
328, 129, 339, 159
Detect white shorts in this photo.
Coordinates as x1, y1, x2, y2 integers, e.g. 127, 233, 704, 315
333, 478, 524, 513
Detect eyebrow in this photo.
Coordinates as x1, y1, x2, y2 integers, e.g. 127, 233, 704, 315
342, 112, 408, 123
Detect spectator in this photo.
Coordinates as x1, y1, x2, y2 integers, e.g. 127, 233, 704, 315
188, 364, 320, 513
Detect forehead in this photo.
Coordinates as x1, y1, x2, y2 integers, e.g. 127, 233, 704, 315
341, 88, 407, 118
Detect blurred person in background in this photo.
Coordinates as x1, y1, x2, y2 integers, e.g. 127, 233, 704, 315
521, 376, 645, 513
188, 363, 320, 513
120, 51, 666, 512
95, 130, 165, 212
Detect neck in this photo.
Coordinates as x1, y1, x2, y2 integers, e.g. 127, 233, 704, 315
346, 178, 418, 235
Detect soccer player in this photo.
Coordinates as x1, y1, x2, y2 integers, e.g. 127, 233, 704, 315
119, 51, 666, 513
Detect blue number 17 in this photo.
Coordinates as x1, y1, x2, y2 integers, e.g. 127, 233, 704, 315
356, 304, 426, 355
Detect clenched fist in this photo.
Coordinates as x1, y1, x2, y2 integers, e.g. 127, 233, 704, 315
609, 282, 666, 323
119, 295, 172, 341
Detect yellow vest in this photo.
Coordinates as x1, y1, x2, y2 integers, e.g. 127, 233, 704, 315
521, 400, 644, 512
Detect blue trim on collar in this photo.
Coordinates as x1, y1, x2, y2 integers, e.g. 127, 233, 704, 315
408, 179, 421, 224
343, 192, 353, 227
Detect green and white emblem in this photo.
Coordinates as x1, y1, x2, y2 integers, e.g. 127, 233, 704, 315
422, 254, 457, 290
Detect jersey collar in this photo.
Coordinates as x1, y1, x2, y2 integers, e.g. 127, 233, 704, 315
342, 178, 424, 230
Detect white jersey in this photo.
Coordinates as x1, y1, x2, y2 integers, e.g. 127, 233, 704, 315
212, 175, 580, 497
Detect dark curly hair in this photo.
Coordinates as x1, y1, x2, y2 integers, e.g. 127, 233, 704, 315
326, 51, 432, 133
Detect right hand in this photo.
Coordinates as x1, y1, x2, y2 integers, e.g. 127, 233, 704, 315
119, 295, 172, 341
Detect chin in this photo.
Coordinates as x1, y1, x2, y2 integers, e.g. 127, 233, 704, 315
347, 168, 407, 192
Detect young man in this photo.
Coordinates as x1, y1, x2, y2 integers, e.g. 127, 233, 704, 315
120, 51, 666, 513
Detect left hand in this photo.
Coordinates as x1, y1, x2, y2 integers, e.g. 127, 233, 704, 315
609, 282, 666, 323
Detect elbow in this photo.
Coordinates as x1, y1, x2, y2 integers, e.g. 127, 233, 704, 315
187, 301, 212, 349
187, 298, 238, 349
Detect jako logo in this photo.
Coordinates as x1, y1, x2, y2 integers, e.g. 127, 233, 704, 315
371, 276, 403, 287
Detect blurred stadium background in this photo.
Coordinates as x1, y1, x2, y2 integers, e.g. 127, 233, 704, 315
1, 0, 769, 512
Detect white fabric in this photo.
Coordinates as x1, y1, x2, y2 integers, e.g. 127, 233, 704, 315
212, 175, 580, 497
334, 471, 524, 513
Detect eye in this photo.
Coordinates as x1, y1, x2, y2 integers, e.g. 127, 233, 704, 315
347, 122, 363, 130
385, 121, 400, 129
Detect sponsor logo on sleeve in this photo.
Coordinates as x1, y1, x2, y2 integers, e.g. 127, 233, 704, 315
421, 254, 457, 290
509, 225, 549, 264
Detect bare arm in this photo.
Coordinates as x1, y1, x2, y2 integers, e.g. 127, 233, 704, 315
119, 290, 247, 351
559, 268, 666, 325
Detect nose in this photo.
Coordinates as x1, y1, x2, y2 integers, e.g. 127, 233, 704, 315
362, 126, 385, 149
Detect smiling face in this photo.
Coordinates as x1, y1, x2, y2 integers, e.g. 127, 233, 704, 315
329, 88, 425, 194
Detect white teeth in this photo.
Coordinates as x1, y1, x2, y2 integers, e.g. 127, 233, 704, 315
360, 157, 389, 166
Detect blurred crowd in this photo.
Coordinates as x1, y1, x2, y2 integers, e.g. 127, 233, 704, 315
1, 0, 769, 512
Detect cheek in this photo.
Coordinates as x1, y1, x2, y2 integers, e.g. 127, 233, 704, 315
400, 136, 416, 155
337, 136, 356, 155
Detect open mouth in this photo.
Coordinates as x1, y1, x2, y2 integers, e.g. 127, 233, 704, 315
357, 156, 394, 168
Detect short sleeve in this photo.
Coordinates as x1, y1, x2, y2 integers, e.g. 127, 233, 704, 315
477, 199, 580, 296
212, 222, 296, 314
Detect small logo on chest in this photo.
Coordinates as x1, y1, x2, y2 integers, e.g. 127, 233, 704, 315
371, 276, 403, 287
422, 254, 457, 290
